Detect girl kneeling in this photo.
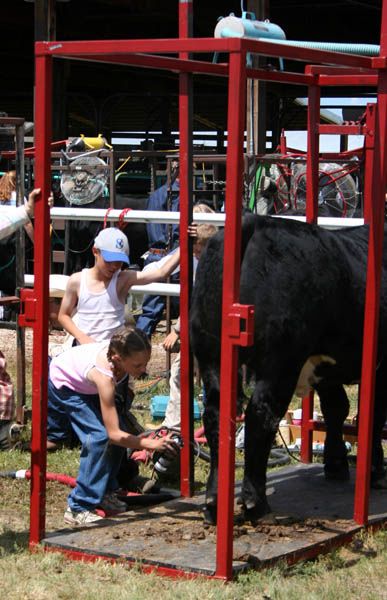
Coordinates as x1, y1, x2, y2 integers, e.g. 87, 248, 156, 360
48, 325, 176, 525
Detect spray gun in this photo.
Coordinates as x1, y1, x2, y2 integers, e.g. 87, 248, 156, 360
153, 433, 184, 474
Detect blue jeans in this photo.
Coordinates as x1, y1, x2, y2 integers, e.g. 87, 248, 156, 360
47, 384, 74, 444
48, 378, 125, 512
47, 354, 77, 445
136, 293, 169, 336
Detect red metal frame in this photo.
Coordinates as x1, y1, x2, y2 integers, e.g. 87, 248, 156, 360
178, 0, 194, 498
28, 53, 52, 546
43, 545, 214, 580
300, 78, 320, 462
354, 4, 387, 520
216, 51, 249, 579
30, 4, 387, 581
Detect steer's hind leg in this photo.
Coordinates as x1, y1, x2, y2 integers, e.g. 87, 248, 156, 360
201, 379, 220, 525
242, 379, 294, 524
317, 383, 350, 481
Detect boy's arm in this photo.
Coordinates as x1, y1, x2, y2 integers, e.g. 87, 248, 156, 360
132, 248, 181, 286
117, 248, 181, 298
58, 273, 96, 344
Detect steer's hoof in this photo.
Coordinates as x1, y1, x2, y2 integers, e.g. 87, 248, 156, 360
203, 504, 217, 525
242, 499, 271, 526
324, 459, 350, 482
371, 469, 387, 490
371, 477, 387, 490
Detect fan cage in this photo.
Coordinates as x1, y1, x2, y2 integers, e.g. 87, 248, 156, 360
60, 155, 109, 205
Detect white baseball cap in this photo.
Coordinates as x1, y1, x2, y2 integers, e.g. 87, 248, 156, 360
94, 227, 130, 264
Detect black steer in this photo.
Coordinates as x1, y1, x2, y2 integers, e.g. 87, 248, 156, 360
190, 214, 387, 524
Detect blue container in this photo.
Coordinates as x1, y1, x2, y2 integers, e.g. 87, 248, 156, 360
150, 395, 202, 420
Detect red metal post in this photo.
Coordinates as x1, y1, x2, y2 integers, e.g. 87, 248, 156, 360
29, 52, 52, 546
300, 82, 320, 463
362, 104, 376, 224
179, 0, 192, 39
354, 4, 387, 522
305, 83, 320, 222
215, 51, 247, 580
279, 130, 287, 154
178, 0, 194, 497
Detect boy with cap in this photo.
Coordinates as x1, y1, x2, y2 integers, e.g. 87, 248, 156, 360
58, 227, 180, 345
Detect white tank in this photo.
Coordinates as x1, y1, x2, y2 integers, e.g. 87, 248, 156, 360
214, 12, 286, 41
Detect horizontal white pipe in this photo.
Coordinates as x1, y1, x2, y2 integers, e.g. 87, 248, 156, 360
49, 207, 226, 226
130, 282, 180, 297
48, 207, 365, 229
24, 274, 180, 298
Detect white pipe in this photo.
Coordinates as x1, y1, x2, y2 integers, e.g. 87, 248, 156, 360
23, 274, 180, 298
49, 207, 226, 226
130, 282, 180, 297
48, 207, 364, 229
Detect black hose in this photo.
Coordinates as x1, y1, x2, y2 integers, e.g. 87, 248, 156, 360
193, 445, 290, 468
268, 448, 291, 467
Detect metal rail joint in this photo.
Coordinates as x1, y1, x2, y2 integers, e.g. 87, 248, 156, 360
226, 303, 254, 346
18, 288, 37, 328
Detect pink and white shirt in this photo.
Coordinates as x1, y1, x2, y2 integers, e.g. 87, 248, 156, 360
49, 341, 111, 395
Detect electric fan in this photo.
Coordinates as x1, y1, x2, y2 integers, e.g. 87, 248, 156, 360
291, 162, 358, 218
60, 154, 108, 205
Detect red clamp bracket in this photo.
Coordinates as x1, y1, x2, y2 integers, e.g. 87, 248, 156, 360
118, 207, 132, 230
18, 288, 37, 328
103, 207, 114, 229
226, 303, 254, 347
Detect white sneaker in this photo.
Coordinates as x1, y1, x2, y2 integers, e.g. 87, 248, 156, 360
64, 507, 103, 526
99, 492, 127, 513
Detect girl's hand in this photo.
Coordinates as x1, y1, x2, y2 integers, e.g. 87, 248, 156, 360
143, 432, 179, 454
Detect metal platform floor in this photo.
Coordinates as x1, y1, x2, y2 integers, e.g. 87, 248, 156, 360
43, 463, 387, 577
